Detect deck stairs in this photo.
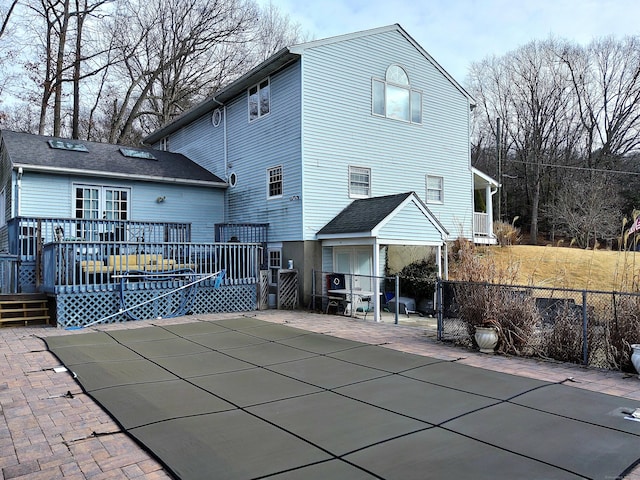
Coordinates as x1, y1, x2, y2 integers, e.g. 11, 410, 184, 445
0, 294, 51, 326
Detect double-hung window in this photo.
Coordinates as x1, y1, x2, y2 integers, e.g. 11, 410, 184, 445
267, 166, 283, 198
426, 175, 444, 203
373, 65, 422, 124
249, 79, 270, 122
349, 166, 371, 198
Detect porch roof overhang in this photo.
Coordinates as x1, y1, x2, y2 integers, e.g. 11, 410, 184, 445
473, 167, 500, 190
316, 192, 448, 246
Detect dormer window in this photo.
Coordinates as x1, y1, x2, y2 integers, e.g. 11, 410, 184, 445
372, 65, 422, 124
249, 78, 270, 122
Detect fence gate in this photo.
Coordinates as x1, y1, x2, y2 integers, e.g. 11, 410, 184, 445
277, 270, 298, 309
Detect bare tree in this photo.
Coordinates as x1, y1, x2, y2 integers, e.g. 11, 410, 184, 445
100, 0, 259, 143
548, 173, 622, 248
560, 36, 640, 168
0, 0, 18, 39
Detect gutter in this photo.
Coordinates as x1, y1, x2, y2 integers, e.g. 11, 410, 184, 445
13, 164, 228, 188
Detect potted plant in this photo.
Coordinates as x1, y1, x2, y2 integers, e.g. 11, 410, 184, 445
474, 318, 500, 353
631, 344, 640, 378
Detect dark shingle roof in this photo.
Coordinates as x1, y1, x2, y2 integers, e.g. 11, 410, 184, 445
318, 192, 415, 235
1, 130, 225, 186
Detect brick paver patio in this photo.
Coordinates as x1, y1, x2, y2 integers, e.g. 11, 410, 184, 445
2, 310, 640, 479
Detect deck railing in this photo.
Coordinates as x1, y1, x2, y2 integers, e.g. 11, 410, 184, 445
41, 241, 262, 293
8, 217, 191, 260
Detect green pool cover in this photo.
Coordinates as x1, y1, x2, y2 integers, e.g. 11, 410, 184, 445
45, 318, 640, 479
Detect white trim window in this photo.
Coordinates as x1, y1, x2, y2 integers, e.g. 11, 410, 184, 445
372, 65, 422, 124
426, 175, 444, 203
267, 165, 283, 198
268, 248, 282, 286
249, 78, 270, 122
349, 166, 371, 198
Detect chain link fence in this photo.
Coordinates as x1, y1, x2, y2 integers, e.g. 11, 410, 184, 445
438, 280, 640, 372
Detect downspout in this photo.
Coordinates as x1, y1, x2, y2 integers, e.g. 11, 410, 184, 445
211, 97, 228, 224
16, 166, 22, 216
489, 185, 499, 240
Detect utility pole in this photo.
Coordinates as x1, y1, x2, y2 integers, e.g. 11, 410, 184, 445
496, 117, 502, 221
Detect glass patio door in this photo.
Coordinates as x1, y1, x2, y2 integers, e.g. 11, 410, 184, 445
334, 247, 372, 291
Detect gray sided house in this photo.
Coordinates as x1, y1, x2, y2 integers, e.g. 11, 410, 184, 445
0, 130, 263, 327
145, 24, 498, 321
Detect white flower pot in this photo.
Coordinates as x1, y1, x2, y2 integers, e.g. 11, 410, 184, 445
631, 344, 640, 378
475, 326, 499, 353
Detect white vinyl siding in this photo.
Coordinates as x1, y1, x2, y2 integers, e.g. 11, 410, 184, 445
301, 28, 473, 241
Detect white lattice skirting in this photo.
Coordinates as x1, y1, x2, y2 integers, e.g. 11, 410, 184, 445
54, 284, 257, 328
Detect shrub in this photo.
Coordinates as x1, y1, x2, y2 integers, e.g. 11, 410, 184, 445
398, 258, 438, 300
605, 295, 640, 372
454, 282, 539, 355
494, 218, 521, 246
541, 302, 587, 364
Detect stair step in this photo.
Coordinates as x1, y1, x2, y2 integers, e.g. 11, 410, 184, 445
0, 294, 51, 327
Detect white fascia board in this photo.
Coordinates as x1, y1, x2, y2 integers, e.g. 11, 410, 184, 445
14, 164, 228, 188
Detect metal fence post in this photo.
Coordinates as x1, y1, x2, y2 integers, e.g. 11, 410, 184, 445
394, 275, 400, 324
582, 290, 588, 366
436, 277, 443, 341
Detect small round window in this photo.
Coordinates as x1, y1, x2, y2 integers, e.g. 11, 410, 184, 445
212, 108, 223, 127
228, 172, 237, 187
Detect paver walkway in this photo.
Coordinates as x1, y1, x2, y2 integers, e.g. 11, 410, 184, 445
2, 309, 640, 479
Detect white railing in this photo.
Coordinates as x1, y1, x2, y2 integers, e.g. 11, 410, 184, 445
473, 212, 490, 236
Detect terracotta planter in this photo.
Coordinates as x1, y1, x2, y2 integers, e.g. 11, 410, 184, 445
631, 344, 640, 378
475, 326, 499, 353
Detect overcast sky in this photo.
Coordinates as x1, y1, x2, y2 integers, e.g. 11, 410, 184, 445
259, 0, 640, 82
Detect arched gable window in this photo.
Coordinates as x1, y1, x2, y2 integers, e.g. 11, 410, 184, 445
372, 65, 422, 124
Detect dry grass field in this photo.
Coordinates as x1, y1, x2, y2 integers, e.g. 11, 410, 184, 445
476, 245, 640, 292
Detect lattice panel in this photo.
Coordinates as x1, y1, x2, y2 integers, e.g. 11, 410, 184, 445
258, 270, 269, 310
19, 263, 37, 293
193, 284, 256, 313
55, 284, 257, 328
56, 291, 121, 328
277, 270, 298, 309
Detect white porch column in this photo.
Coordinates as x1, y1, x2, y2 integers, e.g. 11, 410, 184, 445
373, 240, 380, 322
485, 184, 494, 228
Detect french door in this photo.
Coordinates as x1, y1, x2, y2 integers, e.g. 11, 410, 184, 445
74, 185, 130, 240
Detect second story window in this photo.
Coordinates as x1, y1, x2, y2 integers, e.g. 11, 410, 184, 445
267, 165, 283, 198
373, 65, 422, 124
349, 166, 371, 198
249, 79, 270, 122
426, 175, 444, 203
